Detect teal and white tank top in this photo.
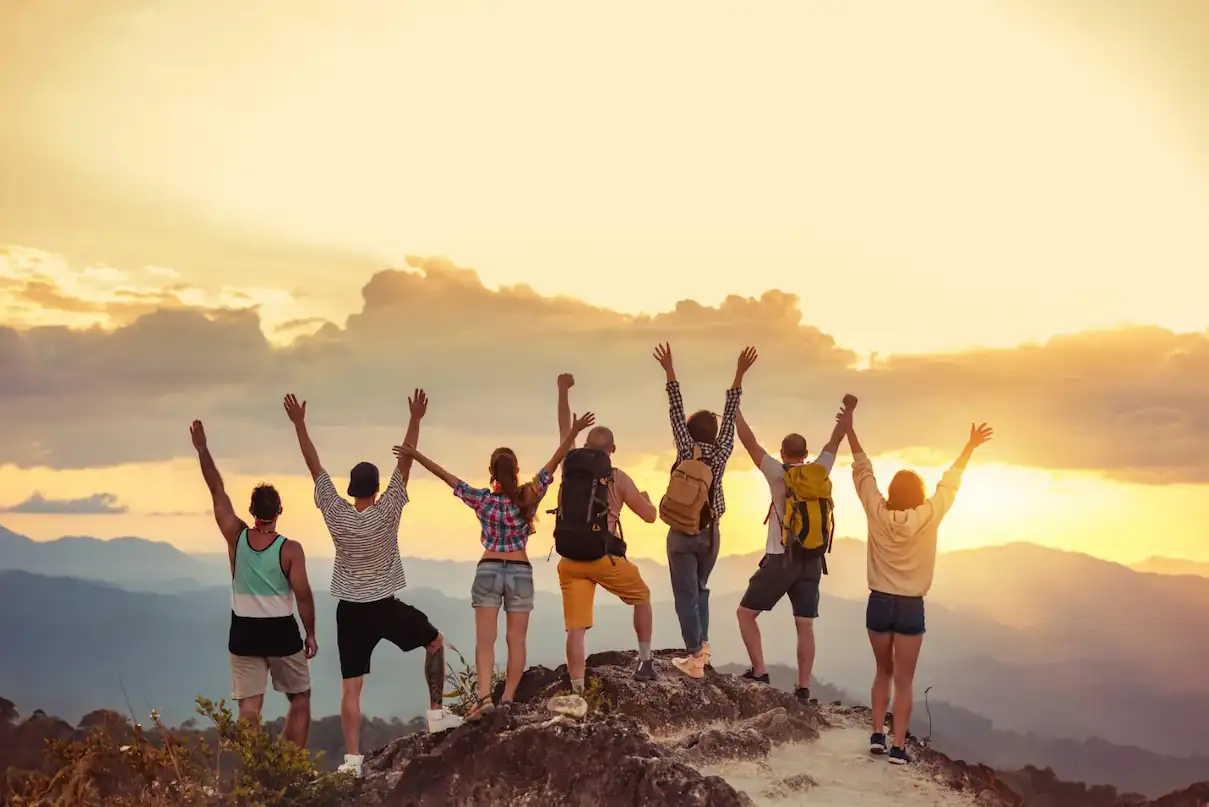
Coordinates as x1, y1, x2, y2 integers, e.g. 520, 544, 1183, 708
228, 527, 303, 657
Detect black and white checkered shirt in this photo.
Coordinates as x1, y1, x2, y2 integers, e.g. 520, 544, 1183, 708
666, 380, 742, 519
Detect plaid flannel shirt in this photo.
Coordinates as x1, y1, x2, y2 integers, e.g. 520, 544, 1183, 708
454, 468, 554, 553
666, 380, 742, 519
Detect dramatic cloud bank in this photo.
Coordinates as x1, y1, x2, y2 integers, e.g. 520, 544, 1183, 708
1, 492, 128, 514
1, 252, 1207, 483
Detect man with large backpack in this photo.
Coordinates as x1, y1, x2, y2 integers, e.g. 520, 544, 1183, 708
553, 373, 660, 689
652, 343, 757, 679
733, 395, 856, 700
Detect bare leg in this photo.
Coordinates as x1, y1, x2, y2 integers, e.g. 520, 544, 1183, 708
236, 694, 263, 725
633, 601, 652, 645
503, 611, 530, 701
793, 616, 815, 690
474, 607, 500, 702
890, 633, 924, 748
868, 631, 894, 736
283, 690, 311, 748
566, 628, 588, 683
424, 632, 446, 711
736, 606, 765, 675
340, 677, 364, 755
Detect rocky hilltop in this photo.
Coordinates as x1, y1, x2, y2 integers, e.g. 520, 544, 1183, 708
346, 650, 1209, 807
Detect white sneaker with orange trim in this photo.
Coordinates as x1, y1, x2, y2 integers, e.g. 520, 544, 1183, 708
671, 652, 707, 679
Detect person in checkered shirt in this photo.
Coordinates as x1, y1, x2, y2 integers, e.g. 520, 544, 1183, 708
395, 404, 595, 717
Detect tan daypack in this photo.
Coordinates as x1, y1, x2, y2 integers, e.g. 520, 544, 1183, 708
658, 446, 714, 534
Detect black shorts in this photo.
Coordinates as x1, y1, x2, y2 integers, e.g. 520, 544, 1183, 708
866, 590, 926, 636
336, 596, 439, 679
739, 550, 822, 619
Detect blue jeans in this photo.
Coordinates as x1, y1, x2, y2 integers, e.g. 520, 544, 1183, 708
471, 560, 535, 613
666, 522, 720, 654
866, 590, 926, 636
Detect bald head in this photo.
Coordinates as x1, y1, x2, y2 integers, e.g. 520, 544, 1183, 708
780, 433, 807, 462
585, 426, 615, 452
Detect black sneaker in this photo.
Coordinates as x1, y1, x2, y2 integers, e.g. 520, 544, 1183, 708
869, 733, 887, 754
888, 746, 911, 765
741, 669, 770, 684
633, 659, 658, 681
793, 687, 810, 701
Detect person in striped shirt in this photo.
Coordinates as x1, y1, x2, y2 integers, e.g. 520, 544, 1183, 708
396, 406, 595, 716
284, 389, 460, 779
652, 343, 757, 680
189, 419, 316, 749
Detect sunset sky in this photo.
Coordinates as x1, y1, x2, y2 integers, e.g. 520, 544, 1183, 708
2, 0, 1207, 565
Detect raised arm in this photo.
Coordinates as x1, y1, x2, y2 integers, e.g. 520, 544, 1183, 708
283, 394, 323, 480
189, 420, 245, 546
654, 342, 693, 455
929, 422, 994, 518
716, 347, 756, 459
396, 389, 427, 486
543, 411, 597, 476
820, 394, 858, 457
735, 408, 765, 468
282, 540, 317, 659
557, 373, 574, 440
393, 444, 461, 489
846, 413, 886, 515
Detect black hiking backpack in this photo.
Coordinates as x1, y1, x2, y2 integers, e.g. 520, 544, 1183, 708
551, 448, 625, 562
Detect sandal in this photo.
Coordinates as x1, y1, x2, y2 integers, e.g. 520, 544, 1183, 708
466, 695, 496, 721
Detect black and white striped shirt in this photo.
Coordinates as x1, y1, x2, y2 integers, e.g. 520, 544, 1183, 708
314, 467, 409, 602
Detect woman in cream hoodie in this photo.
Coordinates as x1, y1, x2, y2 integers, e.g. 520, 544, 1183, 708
847, 417, 994, 766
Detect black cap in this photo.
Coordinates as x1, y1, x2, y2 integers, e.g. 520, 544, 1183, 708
347, 462, 380, 498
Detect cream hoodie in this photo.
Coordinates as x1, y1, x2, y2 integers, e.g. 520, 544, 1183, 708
851, 452, 965, 598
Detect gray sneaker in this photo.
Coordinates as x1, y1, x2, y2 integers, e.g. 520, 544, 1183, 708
633, 659, 658, 681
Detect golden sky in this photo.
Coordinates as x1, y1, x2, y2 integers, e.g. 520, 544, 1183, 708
1, 0, 1208, 564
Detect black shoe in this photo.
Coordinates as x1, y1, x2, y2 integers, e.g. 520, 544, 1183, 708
869, 733, 887, 754
633, 659, 658, 681
888, 746, 912, 765
742, 669, 771, 684
794, 687, 811, 701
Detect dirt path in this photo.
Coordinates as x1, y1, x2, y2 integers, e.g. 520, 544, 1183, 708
697, 709, 980, 806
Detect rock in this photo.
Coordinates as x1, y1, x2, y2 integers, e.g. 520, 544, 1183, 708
759, 772, 818, 800
547, 694, 588, 718
358, 650, 818, 806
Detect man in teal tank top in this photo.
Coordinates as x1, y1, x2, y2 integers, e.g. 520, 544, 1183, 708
191, 419, 318, 749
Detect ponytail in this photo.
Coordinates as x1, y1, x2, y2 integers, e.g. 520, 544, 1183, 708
490, 448, 538, 527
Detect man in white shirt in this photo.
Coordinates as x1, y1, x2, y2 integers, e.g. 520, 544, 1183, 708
733, 404, 850, 700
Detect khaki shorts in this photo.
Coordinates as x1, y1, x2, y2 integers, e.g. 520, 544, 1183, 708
230, 652, 311, 700
558, 557, 650, 630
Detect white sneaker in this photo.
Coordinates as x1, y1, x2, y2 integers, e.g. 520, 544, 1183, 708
427, 708, 464, 733
337, 754, 363, 777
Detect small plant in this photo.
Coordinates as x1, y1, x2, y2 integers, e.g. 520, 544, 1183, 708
442, 644, 506, 717
3, 696, 354, 807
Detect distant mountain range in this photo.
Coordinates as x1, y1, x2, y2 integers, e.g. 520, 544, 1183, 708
3, 523, 1209, 763
1131, 555, 1209, 578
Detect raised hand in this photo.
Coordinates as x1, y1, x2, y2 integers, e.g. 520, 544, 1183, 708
557, 373, 575, 391
736, 346, 758, 376
392, 443, 417, 460
408, 389, 428, 420
189, 420, 208, 451
571, 412, 596, 433
283, 393, 307, 425
653, 342, 674, 372
968, 422, 994, 447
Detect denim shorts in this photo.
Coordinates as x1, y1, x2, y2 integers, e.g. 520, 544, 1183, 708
866, 590, 926, 636
471, 560, 535, 613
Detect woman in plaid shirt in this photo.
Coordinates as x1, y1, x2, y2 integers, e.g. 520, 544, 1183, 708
395, 409, 595, 716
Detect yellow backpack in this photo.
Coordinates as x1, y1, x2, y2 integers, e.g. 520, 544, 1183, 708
659, 446, 714, 534
776, 463, 835, 558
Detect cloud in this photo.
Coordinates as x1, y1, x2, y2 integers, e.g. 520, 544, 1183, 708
2, 492, 128, 514
0, 251, 1208, 483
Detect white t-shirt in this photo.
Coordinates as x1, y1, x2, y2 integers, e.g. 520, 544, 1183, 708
759, 451, 836, 555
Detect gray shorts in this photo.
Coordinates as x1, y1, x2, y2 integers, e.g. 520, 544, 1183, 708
739, 551, 822, 618
471, 560, 535, 612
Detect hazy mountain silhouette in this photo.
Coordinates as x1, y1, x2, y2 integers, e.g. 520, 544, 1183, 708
5, 524, 1209, 755
738, 664, 1209, 799
1132, 555, 1209, 578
